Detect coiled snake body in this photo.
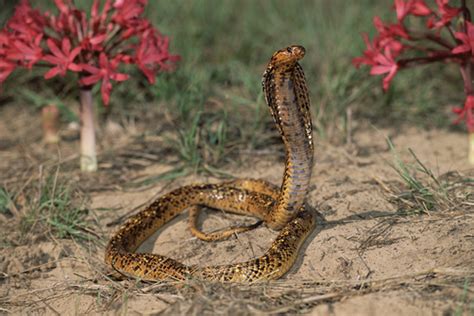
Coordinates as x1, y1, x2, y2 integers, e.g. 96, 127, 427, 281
105, 45, 315, 283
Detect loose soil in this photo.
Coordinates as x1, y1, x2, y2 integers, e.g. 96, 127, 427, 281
0, 105, 473, 315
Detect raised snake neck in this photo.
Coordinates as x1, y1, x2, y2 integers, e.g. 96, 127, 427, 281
262, 45, 314, 229
104, 45, 315, 283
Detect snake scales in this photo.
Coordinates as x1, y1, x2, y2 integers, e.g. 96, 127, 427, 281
105, 45, 315, 283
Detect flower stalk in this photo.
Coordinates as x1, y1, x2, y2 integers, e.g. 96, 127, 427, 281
79, 88, 97, 172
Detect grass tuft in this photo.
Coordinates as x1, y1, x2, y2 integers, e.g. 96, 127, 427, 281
386, 139, 473, 214
2, 167, 96, 244
0, 187, 11, 215
454, 279, 474, 316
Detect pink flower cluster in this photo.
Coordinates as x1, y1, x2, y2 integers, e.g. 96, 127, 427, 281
353, 0, 473, 131
0, 0, 180, 105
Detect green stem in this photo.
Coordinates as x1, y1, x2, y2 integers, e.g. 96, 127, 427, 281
79, 88, 97, 172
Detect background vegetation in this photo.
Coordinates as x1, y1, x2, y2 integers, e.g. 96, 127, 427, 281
0, 0, 469, 171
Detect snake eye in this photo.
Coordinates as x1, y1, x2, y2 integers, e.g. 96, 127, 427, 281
286, 47, 292, 53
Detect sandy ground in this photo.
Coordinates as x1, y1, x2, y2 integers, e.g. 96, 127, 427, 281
0, 105, 473, 315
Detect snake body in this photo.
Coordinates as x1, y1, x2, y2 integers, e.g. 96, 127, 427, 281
105, 45, 315, 283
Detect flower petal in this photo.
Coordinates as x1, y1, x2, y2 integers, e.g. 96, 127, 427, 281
44, 66, 63, 79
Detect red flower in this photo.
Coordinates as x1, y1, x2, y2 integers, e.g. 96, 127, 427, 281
0, 32, 9, 55
354, 31, 401, 91
43, 38, 82, 79
453, 95, 474, 132
54, 0, 71, 14
80, 33, 107, 51
112, 0, 147, 28
48, 5, 86, 37
352, 31, 404, 69
114, 53, 133, 64
370, 48, 399, 91
427, 0, 461, 29
452, 21, 474, 56
10, 1, 45, 29
90, 0, 112, 33
135, 30, 180, 83
352, 33, 380, 67
7, 0, 46, 42
374, 16, 409, 39
111, 0, 150, 39
1, 0, 179, 105
6, 35, 43, 68
80, 52, 129, 105
394, 0, 431, 21
122, 19, 150, 39
372, 16, 408, 56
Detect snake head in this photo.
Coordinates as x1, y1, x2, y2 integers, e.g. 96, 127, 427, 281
268, 45, 305, 69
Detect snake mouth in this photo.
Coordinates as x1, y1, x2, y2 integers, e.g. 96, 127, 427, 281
289, 45, 305, 59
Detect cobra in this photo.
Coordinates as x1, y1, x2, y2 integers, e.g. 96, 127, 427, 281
105, 45, 315, 283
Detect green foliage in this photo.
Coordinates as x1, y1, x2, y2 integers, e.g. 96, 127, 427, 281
149, 0, 463, 139
0, 187, 11, 215
176, 111, 203, 172
18, 170, 92, 241
1, 0, 464, 170
19, 89, 78, 123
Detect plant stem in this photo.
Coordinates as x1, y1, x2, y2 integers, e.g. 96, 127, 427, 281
459, 52, 474, 165
79, 88, 97, 172
461, 0, 471, 24
408, 31, 454, 49
424, 34, 454, 49
398, 52, 464, 67
460, 64, 473, 95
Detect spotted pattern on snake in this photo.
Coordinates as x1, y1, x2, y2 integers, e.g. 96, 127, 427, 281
105, 45, 316, 283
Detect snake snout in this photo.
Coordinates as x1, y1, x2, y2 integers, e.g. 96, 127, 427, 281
270, 45, 306, 66
289, 45, 305, 59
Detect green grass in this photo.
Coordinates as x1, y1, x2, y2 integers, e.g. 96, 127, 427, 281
0, 187, 12, 216
454, 279, 474, 316
2, 168, 95, 243
0, 0, 470, 171
387, 138, 474, 214
18, 89, 78, 123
